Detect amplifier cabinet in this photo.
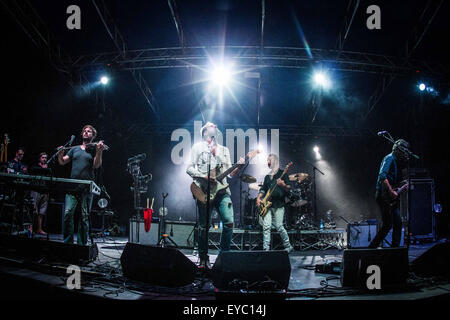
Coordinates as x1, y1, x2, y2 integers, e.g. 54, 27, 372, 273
347, 222, 377, 248
129, 218, 196, 249
401, 178, 436, 240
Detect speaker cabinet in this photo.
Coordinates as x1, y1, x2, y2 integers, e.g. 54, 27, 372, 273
211, 251, 291, 290
120, 242, 197, 287
341, 247, 409, 289
129, 218, 196, 248
347, 221, 377, 248
401, 179, 435, 240
411, 241, 450, 279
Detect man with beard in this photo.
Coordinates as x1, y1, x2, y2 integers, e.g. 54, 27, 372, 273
7, 147, 27, 174
369, 139, 410, 248
58, 125, 105, 245
256, 154, 294, 252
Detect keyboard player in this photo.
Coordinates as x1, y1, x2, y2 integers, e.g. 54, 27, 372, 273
57, 125, 105, 245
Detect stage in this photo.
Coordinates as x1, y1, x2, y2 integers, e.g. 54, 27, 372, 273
0, 233, 449, 301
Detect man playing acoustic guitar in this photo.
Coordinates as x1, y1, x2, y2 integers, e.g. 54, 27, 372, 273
187, 122, 246, 269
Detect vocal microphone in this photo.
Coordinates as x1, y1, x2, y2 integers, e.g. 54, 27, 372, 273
128, 153, 146, 163
377, 131, 387, 136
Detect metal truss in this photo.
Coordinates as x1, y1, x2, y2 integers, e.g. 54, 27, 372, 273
71, 45, 446, 78
91, 0, 159, 117
335, 0, 360, 52
168, 0, 185, 48
364, 0, 445, 120
0, 0, 92, 93
123, 123, 373, 140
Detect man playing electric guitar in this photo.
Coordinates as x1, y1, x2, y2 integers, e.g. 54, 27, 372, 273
369, 139, 410, 248
256, 154, 294, 253
186, 122, 245, 268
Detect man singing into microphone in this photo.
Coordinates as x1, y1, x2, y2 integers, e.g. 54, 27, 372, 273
369, 139, 410, 248
186, 122, 244, 268
58, 125, 105, 245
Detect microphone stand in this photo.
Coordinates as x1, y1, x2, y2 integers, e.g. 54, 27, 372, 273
203, 137, 214, 268
378, 131, 420, 250
303, 159, 325, 227
238, 161, 250, 228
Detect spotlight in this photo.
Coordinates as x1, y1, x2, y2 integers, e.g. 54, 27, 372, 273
313, 72, 330, 89
100, 76, 109, 85
211, 65, 231, 87
418, 83, 426, 91
313, 146, 319, 153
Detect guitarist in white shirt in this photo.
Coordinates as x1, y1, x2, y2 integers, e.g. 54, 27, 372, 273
186, 122, 244, 268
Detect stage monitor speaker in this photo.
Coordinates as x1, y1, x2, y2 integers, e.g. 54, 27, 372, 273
120, 242, 197, 287
211, 251, 291, 290
341, 247, 409, 289
410, 241, 450, 279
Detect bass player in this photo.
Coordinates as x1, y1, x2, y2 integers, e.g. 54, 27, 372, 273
256, 154, 294, 253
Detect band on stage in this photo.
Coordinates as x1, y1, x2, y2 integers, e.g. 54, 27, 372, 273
0, 121, 414, 268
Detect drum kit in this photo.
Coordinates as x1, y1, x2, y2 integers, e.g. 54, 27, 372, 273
241, 171, 315, 230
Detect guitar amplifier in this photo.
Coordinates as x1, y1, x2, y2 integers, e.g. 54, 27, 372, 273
400, 178, 436, 240
347, 220, 377, 248
129, 218, 197, 249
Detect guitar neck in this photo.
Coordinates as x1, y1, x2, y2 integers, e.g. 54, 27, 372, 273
216, 155, 249, 181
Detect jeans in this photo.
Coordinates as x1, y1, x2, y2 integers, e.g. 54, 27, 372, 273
260, 206, 291, 250
63, 192, 93, 245
369, 196, 402, 248
197, 192, 234, 260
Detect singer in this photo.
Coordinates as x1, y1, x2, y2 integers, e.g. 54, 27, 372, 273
186, 122, 244, 268
57, 125, 105, 245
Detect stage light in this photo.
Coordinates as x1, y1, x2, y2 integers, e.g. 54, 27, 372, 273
211, 65, 231, 87
418, 83, 426, 91
313, 146, 321, 160
100, 76, 109, 85
313, 72, 330, 89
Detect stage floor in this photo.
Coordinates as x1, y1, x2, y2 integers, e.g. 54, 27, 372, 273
0, 234, 449, 301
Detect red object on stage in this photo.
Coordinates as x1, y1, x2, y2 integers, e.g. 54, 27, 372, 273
143, 198, 154, 232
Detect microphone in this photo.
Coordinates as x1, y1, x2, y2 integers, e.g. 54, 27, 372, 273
377, 131, 387, 136
128, 153, 146, 163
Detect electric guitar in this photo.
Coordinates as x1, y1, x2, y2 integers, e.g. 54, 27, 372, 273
256, 161, 293, 218
190, 150, 260, 204
0, 134, 10, 163
381, 180, 409, 207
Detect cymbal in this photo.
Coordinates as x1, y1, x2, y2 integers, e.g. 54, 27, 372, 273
240, 174, 257, 183
248, 182, 263, 191
289, 173, 309, 182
